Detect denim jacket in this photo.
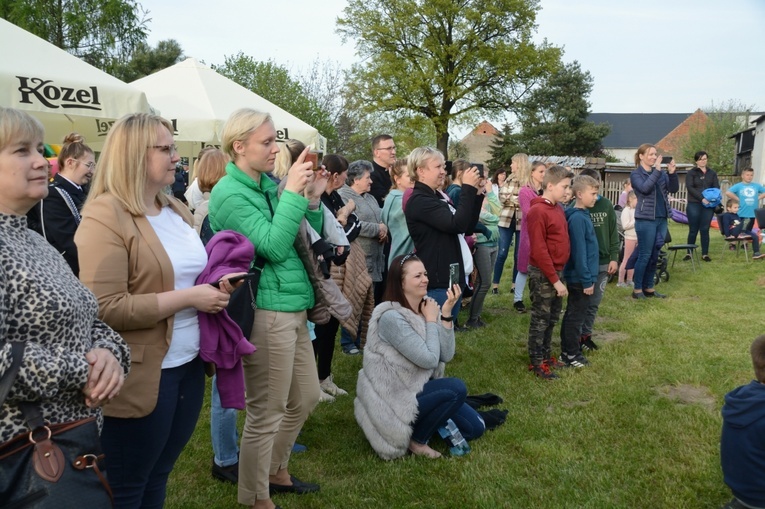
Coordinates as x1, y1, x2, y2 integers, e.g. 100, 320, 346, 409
629, 166, 679, 220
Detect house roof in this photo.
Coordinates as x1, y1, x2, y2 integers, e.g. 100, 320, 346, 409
588, 113, 692, 148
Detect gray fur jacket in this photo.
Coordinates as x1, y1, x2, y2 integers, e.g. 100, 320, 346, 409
354, 302, 452, 460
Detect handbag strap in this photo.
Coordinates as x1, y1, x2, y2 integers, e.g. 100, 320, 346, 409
0, 341, 25, 408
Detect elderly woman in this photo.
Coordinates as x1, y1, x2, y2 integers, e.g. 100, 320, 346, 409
404, 147, 483, 321
208, 108, 325, 509
75, 113, 238, 508
685, 150, 719, 262
629, 143, 678, 300
0, 108, 129, 476
27, 132, 95, 276
355, 254, 485, 460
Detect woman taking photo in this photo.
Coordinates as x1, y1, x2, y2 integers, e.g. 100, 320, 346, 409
208, 108, 325, 509
0, 106, 129, 462
76, 113, 238, 508
685, 150, 719, 262
629, 143, 678, 300
355, 253, 485, 460
28, 132, 95, 276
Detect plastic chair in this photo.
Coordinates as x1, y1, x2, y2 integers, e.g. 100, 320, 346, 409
667, 243, 700, 271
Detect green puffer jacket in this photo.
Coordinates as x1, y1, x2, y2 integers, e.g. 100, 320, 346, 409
209, 162, 323, 312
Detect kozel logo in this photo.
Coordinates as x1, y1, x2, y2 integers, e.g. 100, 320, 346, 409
16, 76, 102, 111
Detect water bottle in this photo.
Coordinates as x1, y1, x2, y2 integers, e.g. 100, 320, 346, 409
437, 419, 470, 456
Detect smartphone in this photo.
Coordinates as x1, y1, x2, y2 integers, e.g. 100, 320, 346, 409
472, 163, 485, 178
305, 151, 324, 171
448, 263, 460, 290
445, 160, 453, 175
661, 155, 673, 165
209, 273, 256, 289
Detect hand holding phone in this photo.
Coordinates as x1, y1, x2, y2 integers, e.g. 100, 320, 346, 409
448, 263, 460, 290
209, 272, 256, 289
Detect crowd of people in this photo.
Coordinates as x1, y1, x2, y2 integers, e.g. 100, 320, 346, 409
0, 104, 762, 509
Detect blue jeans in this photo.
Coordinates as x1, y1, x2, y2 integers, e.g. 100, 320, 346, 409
340, 325, 360, 351
634, 218, 667, 292
427, 288, 462, 321
211, 374, 239, 468
493, 226, 514, 285
101, 357, 205, 509
411, 377, 483, 443
686, 202, 715, 255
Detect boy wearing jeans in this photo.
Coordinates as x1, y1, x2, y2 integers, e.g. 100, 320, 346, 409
525, 166, 573, 380
560, 175, 600, 368
720, 334, 765, 509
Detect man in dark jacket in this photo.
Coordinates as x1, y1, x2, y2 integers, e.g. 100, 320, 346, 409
404, 147, 483, 321
721, 334, 765, 509
369, 134, 396, 207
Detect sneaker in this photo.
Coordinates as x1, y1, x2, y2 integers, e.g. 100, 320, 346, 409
616, 282, 630, 288
465, 317, 487, 328
211, 460, 239, 484
580, 335, 599, 351
529, 363, 559, 380
544, 357, 566, 369
319, 374, 348, 396
754, 252, 765, 260
513, 301, 527, 314
318, 389, 335, 403
491, 287, 499, 295
682, 254, 692, 261
562, 353, 590, 368
343, 346, 360, 355
292, 442, 307, 454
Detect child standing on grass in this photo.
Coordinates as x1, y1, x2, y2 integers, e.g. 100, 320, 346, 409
525, 166, 573, 380
618, 191, 638, 287
725, 167, 765, 233
720, 199, 765, 260
576, 168, 619, 352
560, 175, 600, 368
720, 334, 765, 509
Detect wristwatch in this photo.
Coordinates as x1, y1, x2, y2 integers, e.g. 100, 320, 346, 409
440, 315, 454, 322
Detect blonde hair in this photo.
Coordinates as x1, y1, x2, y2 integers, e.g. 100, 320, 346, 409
634, 143, 655, 167
57, 132, 93, 169
390, 157, 409, 190
407, 147, 443, 182
221, 108, 272, 160
571, 174, 600, 197
86, 113, 174, 215
273, 139, 306, 179
0, 107, 44, 152
519, 160, 545, 188
511, 153, 530, 179
197, 149, 230, 193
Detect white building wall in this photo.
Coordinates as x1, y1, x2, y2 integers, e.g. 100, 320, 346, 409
753, 119, 765, 185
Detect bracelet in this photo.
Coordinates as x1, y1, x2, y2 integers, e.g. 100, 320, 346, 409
440, 315, 454, 322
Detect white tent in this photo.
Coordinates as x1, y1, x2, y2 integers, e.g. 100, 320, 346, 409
0, 18, 153, 146
131, 58, 327, 157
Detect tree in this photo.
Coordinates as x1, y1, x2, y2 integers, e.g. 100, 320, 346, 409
0, 0, 149, 73
488, 123, 522, 168
678, 100, 753, 174
213, 53, 337, 147
110, 39, 184, 82
336, 0, 561, 155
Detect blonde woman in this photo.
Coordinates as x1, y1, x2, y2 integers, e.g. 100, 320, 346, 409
208, 108, 325, 509
76, 113, 239, 508
493, 153, 528, 295
513, 159, 546, 313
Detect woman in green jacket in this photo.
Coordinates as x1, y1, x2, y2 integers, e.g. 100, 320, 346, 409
209, 108, 326, 509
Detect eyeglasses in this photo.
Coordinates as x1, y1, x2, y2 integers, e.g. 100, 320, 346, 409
149, 144, 178, 156
400, 252, 419, 267
376, 146, 396, 152
74, 160, 96, 170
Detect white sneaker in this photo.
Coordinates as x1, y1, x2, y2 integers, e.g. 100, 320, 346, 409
318, 388, 335, 403
320, 374, 348, 396
616, 282, 629, 288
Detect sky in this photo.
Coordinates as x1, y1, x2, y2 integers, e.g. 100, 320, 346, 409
140, 0, 764, 132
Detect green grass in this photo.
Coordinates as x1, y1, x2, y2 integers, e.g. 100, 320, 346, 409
166, 224, 763, 509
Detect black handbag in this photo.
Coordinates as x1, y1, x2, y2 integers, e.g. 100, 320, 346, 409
0, 342, 113, 508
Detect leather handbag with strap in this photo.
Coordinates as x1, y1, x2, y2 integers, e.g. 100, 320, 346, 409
0, 342, 114, 508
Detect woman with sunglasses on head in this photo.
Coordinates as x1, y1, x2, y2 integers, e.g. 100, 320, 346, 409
355, 253, 486, 460
27, 132, 94, 276
75, 113, 242, 508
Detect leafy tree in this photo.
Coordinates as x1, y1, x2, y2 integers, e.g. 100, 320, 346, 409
448, 139, 469, 160
0, 0, 149, 73
498, 61, 609, 157
213, 53, 337, 147
678, 100, 753, 174
488, 123, 522, 168
111, 39, 184, 82
336, 0, 561, 156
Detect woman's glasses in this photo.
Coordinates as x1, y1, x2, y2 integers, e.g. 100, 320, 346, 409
149, 144, 179, 156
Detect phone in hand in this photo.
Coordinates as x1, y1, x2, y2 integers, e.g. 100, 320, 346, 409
661, 155, 673, 165
448, 263, 460, 291
472, 163, 485, 178
209, 273, 256, 289
305, 151, 324, 171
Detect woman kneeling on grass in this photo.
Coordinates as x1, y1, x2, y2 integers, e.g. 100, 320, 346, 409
354, 253, 486, 460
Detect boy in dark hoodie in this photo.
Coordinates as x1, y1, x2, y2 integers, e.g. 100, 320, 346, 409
560, 175, 600, 368
720, 334, 765, 509
525, 166, 573, 380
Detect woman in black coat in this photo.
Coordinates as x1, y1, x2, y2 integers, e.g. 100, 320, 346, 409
685, 150, 719, 262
